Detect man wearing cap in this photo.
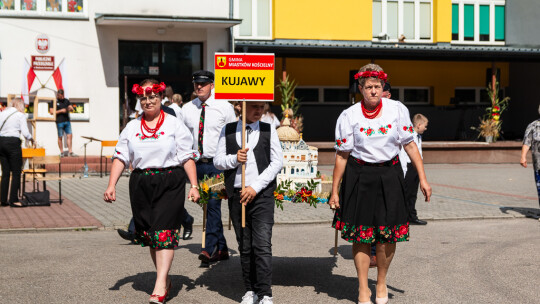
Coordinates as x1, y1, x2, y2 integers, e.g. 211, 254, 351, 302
182, 70, 237, 265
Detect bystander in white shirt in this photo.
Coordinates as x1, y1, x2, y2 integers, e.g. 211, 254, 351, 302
182, 94, 236, 158
214, 121, 283, 193
0, 107, 32, 140
168, 102, 183, 121
261, 113, 281, 129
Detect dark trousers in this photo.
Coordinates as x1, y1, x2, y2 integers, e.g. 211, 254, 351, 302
0, 137, 22, 204
404, 162, 420, 221
197, 162, 227, 253
229, 192, 274, 298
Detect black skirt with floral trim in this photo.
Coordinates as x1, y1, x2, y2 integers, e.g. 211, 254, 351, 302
332, 156, 410, 244
129, 166, 186, 249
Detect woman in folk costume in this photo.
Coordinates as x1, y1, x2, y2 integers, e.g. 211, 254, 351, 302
104, 79, 200, 304
329, 64, 431, 304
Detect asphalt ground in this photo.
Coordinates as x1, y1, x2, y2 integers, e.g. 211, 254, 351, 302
0, 219, 538, 304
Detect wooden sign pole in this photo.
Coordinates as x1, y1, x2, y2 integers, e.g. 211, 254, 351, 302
201, 204, 207, 248
241, 99, 246, 228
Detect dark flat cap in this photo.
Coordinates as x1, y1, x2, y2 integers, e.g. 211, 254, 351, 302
192, 70, 214, 83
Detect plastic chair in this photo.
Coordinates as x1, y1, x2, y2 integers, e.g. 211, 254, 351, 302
100, 140, 118, 178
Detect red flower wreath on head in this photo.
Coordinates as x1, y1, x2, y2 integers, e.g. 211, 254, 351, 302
132, 82, 167, 96
354, 70, 388, 82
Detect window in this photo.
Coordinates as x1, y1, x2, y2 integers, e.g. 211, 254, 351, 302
235, 0, 272, 39
453, 87, 502, 104
295, 86, 350, 104
387, 87, 431, 104
0, 0, 86, 17
452, 0, 505, 44
373, 0, 432, 42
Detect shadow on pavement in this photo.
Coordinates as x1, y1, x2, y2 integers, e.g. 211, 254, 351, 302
500, 207, 540, 219
109, 272, 196, 301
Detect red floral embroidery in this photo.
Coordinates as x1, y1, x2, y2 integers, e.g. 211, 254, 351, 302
403, 125, 414, 133
378, 124, 392, 135
336, 138, 347, 147
359, 127, 375, 136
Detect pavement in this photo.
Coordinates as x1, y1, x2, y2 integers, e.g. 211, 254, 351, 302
0, 163, 538, 231
0, 163, 539, 303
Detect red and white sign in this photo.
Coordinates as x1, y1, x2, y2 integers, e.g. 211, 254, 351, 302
36, 34, 50, 54
31, 56, 55, 71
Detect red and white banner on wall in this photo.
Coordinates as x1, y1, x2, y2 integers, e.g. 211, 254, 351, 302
52, 59, 68, 98
21, 59, 36, 105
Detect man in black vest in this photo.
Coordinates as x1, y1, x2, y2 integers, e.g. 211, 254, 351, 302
214, 102, 283, 304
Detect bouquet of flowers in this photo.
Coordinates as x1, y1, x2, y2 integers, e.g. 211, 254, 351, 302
197, 174, 227, 205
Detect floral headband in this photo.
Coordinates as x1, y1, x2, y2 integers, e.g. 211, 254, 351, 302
132, 82, 166, 95
354, 71, 388, 82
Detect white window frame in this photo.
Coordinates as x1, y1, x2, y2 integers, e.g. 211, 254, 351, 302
451, 0, 505, 45
0, 0, 87, 18
391, 86, 431, 105
234, 0, 273, 40
295, 86, 350, 105
372, 0, 433, 43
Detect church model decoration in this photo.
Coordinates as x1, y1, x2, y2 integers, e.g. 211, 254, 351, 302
276, 116, 322, 193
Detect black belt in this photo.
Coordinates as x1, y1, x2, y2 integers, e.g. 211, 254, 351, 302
351, 155, 400, 167
198, 158, 213, 163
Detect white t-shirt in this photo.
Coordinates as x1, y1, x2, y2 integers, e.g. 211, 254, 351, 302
112, 114, 198, 169
334, 98, 414, 163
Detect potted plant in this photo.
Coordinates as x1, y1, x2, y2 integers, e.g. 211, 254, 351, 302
472, 80, 510, 142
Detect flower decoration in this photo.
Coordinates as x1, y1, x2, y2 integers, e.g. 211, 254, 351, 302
354, 70, 388, 82
132, 82, 166, 95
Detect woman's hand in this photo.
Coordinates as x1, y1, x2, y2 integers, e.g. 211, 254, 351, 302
329, 193, 340, 210
520, 156, 528, 168
103, 185, 116, 203
420, 180, 432, 202
188, 188, 200, 203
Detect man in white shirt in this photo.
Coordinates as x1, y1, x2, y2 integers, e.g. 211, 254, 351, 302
182, 70, 237, 265
214, 102, 283, 304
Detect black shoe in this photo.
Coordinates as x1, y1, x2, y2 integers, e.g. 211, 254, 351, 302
182, 215, 194, 240
1, 202, 9, 207
409, 219, 427, 225
117, 229, 135, 242
199, 251, 212, 263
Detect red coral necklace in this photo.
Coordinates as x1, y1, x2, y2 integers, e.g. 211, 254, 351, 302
361, 100, 382, 119
141, 110, 165, 139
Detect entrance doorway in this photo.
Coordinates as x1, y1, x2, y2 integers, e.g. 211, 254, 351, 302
118, 40, 203, 128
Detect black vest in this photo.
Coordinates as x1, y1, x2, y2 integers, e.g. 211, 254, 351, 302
224, 121, 277, 198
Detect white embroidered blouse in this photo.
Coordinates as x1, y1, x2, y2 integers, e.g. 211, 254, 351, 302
334, 98, 414, 163
113, 114, 199, 169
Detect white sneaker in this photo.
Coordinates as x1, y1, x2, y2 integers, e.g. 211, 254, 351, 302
240, 291, 258, 304
259, 296, 273, 304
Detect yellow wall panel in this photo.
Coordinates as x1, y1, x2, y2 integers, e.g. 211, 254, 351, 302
276, 58, 509, 106
273, 0, 372, 41
433, 0, 452, 43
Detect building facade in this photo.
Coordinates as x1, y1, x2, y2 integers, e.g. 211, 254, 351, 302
0, 0, 239, 155
234, 0, 540, 141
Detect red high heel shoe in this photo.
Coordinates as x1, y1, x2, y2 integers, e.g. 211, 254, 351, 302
149, 279, 172, 304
